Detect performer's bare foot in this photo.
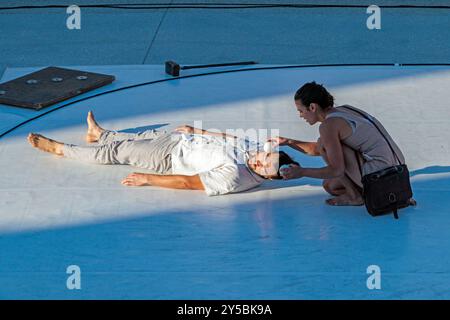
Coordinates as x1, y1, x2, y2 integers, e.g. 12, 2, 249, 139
86, 110, 104, 143
27, 133, 64, 156
325, 194, 364, 206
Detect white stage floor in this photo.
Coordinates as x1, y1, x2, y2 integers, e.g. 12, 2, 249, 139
1, 64, 450, 299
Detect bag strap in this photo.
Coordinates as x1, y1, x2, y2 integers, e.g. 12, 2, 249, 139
393, 207, 399, 219
354, 148, 363, 177
338, 105, 403, 166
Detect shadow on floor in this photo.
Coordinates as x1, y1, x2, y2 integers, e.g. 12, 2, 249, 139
0, 165, 449, 299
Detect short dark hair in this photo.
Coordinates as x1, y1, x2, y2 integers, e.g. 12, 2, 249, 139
294, 81, 334, 110
272, 151, 299, 180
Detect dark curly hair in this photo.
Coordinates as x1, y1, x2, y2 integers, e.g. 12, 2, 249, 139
294, 81, 334, 110
272, 151, 299, 180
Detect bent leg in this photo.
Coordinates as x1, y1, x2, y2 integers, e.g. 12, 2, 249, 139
323, 178, 346, 196
341, 144, 363, 190
320, 142, 363, 206
325, 175, 364, 206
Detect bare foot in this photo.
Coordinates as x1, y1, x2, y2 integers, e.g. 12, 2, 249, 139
86, 110, 104, 143
27, 133, 64, 156
325, 194, 364, 206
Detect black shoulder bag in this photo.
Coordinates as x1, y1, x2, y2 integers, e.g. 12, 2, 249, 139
340, 106, 415, 219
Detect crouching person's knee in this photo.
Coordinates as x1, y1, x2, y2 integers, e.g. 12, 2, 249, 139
322, 179, 332, 194
322, 178, 345, 196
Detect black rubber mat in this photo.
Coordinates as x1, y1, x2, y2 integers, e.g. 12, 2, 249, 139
0, 66, 115, 110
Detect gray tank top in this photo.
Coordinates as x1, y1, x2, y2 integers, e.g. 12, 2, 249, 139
325, 105, 405, 176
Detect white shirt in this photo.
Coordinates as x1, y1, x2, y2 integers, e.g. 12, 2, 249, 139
170, 133, 264, 196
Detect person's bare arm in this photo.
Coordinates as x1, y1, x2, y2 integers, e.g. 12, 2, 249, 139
286, 138, 321, 156
121, 172, 205, 190
174, 125, 237, 139
269, 136, 320, 156
281, 120, 346, 180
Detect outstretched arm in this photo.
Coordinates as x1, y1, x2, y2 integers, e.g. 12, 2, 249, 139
280, 121, 346, 180
174, 125, 237, 139
269, 136, 320, 156
286, 138, 321, 156
121, 172, 205, 190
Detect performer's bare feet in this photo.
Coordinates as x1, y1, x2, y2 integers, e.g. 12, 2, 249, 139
325, 194, 364, 206
86, 111, 104, 143
27, 133, 64, 156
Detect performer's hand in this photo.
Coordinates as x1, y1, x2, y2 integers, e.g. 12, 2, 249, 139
280, 164, 303, 180
121, 172, 150, 186
267, 136, 289, 147
174, 125, 195, 134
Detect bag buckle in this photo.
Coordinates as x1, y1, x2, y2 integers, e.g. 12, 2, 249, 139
388, 193, 397, 203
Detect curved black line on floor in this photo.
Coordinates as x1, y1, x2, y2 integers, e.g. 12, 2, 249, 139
1, 62, 450, 140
